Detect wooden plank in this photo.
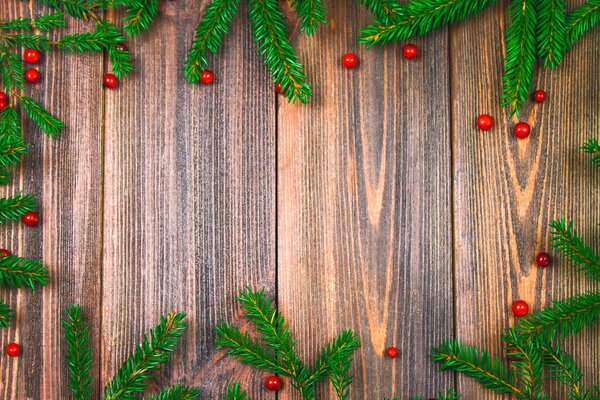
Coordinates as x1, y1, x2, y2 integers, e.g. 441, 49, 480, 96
277, 4, 454, 399
452, 1, 600, 398
101, 1, 276, 398
0, 2, 104, 398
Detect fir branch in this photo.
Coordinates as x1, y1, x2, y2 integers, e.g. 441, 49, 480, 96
142, 383, 201, 400
0, 47, 26, 94
21, 96, 65, 138
360, 0, 499, 46
0, 132, 28, 170
566, 0, 600, 49
118, 0, 160, 37
537, 0, 567, 68
538, 339, 586, 400
0, 193, 37, 224
292, 0, 327, 35
514, 290, 600, 339
306, 330, 360, 390
103, 312, 188, 400
550, 219, 600, 282
0, 13, 66, 32
0, 167, 10, 185
248, 0, 312, 103
359, 0, 403, 23
0, 255, 50, 289
222, 383, 250, 400
215, 321, 287, 375
0, 298, 15, 328
96, 20, 133, 78
431, 339, 522, 396
56, 22, 126, 54
501, 0, 538, 118
502, 329, 546, 399
6, 34, 53, 51
582, 138, 600, 167
184, 0, 241, 83
406, 388, 462, 400
63, 305, 94, 400
37, 0, 103, 20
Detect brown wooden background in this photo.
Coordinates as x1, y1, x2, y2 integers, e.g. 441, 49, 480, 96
0, 0, 599, 398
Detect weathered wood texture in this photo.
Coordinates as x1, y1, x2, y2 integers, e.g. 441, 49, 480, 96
277, 2, 453, 399
452, 0, 600, 398
101, 1, 275, 398
0, 2, 104, 399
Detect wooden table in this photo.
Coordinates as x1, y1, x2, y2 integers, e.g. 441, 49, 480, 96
1, 1, 598, 398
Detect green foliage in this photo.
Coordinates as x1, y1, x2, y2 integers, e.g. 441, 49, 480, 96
536, 0, 566, 67
385, 388, 462, 400
222, 383, 249, 400
582, 138, 600, 167
64, 305, 94, 400
538, 338, 588, 399
0, 193, 37, 223
566, 0, 600, 49
359, 0, 403, 23
21, 96, 65, 137
293, 0, 327, 35
216, 287, 360, 400
0, 254, 50, 289
117, 0, 160, 36
550, 219, 600, 282
501, 329, 546, 399
0, 299, 15, 328
0, 13, 66, 32
142, 383, 201, 400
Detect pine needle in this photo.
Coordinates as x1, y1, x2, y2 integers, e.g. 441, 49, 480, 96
0, 298, 15, 328
21, 96, 65, 138
64, 305, 94, 400
539, 338, 587, 400
222, 383, 250, 400
582, 138, 600, 167
0, 255, 50, 289
119, 0, 160, 37
501, 329, 546, 399
537, 0, 567, 68
566, 0, 600, 49
293, 0, 328, 35
0, 193, 37, 224
142, 383, 201, 400
405, 388, 462, 400
359, 0, 403, 23
550, 219, 600, 282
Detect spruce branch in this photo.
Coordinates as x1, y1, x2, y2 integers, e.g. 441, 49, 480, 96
306, 330, 360, 390
0, 109, 27, 169
248, 0, 312, 103
96, 20, 133, 78
103, 312, 188, 400
515, 291, 600, 339
360, 0, 500, 46
431, 339, 523, 396
0, 193, 37, 224
36, 0, 104, 20
404, 388, 462, 400
64, 305, 94, 400
566, 0, 600, 49
538, 339, 586, 400
184, 0, 241, 83
0, 13, 66, 32
0, 298, 15, 328
0, 255, 50, 289
550, 219, 600, 282
222, 383, 250, 400
537, 0, 567, 68
582, 138, 600, 167
501, 0, 538, 118
21, 96, 66, 137
0, 167, 10, 185
142, 383, 201, 400
0, 47, 26, 94
292, 0, 327, 35
359, 0, 403, 23
501, 329, 546, 399
117, 0, 160, 37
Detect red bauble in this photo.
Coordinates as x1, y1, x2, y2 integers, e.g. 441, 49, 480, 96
506, 348, 520, 362
342, 53, 358, 69
23, 48, 41, 64
477, 114, 494, 131
512, 300, 529, 317
402, 44, 418, 59
0, 249, 11, 257
0, 92, 6, 101
200, 70, 215, 84
386, 346, 399, 359
533, 90, 547, 103
25, 68, 41, 83
536, 252, 552, 268
514, 122, 531, 139
103, 73, 119, 88
22, 211, 40, 227
0, 100, 7, 112
5, 343, 20, 357
265, 375, 282, 391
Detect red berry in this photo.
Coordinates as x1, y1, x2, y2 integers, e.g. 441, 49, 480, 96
514, 122, 531, 139
386, 346, 399, 358
23, 48, 41, 64
477, 114, 494, 131
342, 53, 358, 69
265, 375, 282, 391
533, 90, 546, 103
0, 249, 11, 257
274, 83, 288, 95
536, 252, 552, 268
0, 100, 7, 112
200, 70, 215, 84
506, 348, 520, 362
5, 343, 20, 357
512, 300, 529, 317
0, 92, 6, 101
103, 73, 119, 89
25, 68, 41, 83
403, 44, 418, 59
115, 42, 128, 52
22, 211, 40, 227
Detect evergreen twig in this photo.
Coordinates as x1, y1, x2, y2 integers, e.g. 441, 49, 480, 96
142, 383, 201, 400
566, 0, 600, 49
537, 0, 567, 68
582, 138, 600, 167
0, 298, 15, 328
64, 305, 94, 400
222, 383, 250, 400
21, 96, 65, 137
293, 0, 327, 35
0, 255, 50, 289
501, 329, 546, 399
550, 219, 600, 282
0, 193, 37, 224
538, 338, 586, 400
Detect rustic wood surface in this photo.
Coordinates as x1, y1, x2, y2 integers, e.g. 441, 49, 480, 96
0, 0, 598, 399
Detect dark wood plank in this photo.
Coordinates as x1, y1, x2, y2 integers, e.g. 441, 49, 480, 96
0, 2, 104, 398
101, 1, 275, 397
452, 1, 600, 398
277, 4, 454, 399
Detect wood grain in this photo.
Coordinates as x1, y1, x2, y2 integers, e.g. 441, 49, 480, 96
451, 0, 600, 398
101, 1, 276, 398
0, 2, 104, 398
277, 3, 454, 399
